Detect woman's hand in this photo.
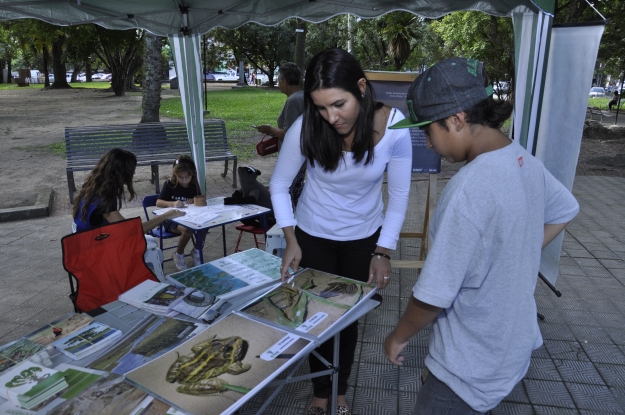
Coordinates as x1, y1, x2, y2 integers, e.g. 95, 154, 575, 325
368, 246, 392, 290
174, 200, 185, 208
280, 227, 301, 281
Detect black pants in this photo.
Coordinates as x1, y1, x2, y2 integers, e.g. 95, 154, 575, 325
295, 226, 380, 399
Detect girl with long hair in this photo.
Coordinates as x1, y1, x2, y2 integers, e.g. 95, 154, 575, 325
72, 148, 183, 233
156, 155, 203, 270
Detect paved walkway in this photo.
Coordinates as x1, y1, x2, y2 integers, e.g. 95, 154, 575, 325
1, 174, 624, 414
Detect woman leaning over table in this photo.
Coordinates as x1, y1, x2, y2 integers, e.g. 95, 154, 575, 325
269, 48, 412, 415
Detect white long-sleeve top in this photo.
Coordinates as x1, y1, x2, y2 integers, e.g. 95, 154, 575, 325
269, 108, 412, 250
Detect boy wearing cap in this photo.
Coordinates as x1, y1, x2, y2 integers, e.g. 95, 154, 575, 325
383, 58, 579, 414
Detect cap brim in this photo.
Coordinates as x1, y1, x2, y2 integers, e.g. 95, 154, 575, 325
389, 117, 432, 129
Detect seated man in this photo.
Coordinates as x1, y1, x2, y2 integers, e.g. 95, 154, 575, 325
609, 92, 620, 111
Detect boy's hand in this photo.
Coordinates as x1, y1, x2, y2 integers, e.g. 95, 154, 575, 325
384, 331, 408, 366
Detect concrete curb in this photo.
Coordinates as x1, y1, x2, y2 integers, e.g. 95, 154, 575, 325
0, 188, 54, 222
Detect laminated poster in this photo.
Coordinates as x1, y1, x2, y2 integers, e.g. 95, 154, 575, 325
125, 314, 311, 415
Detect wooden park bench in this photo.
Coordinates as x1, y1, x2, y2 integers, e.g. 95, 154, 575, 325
65, 120, 238, 203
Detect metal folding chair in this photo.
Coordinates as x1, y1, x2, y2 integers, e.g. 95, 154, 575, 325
142, 194, 178, 254
234, 224, 266, 253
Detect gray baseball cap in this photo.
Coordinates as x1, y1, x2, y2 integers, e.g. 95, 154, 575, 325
390, 57, 494, 129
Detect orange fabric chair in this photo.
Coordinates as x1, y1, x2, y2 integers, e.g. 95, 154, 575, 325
62, 217, 158, 313
234, 224, 266, 253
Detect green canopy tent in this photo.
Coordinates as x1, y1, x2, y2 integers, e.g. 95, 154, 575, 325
2, 0, 602, 288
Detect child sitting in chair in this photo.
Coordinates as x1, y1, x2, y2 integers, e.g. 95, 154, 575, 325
156, 155, 203, 271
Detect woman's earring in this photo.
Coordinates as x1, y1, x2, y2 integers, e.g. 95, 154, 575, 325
361, 92, 365, 98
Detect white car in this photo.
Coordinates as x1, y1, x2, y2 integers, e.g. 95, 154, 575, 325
256, 73, 270, 85
589, 87, 606, 97
213, 72, 239, 82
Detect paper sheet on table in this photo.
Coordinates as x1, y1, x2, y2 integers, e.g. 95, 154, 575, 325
153, 205, 243, 227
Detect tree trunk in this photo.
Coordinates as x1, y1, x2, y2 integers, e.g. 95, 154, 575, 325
125, 53, 143, 92
141, 33, 163, 123
294, 19, 307, 88
85, 61, 92, 82
71, 66, 82, 83
51, 35, 70, 89
42, 46, 50, 88
110, 70, 126, 96
266, 64, 276, 88
93, 27, 145, 96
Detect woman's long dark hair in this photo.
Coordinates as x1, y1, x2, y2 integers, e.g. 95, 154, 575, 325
72, 148, 137, 220
302, 48, 382, 171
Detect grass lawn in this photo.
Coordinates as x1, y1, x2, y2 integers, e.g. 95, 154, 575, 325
160, 87, 285, 139
160, 87, 286, 162
588, 97, 610, 109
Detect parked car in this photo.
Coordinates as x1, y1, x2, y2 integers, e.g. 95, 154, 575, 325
204, 73, 215, 82
213, 71, 239, 82
256, 73, 270, 85
38, 73, 54, 82
589, 87, 606, 97
102, 74, 112, 81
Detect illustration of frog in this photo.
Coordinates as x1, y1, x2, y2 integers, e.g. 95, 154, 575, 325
166, 336, 251, 396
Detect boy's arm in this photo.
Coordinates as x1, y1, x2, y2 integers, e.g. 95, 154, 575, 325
543, 222, 570, 248
384, 297, 442, 366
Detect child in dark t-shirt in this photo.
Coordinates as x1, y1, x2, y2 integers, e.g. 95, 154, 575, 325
156, 155, 202, 271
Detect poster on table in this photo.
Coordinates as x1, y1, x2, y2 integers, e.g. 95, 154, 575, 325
366, 71, 441, 174
240, 269, 376, 338
125, 314, 311, 415
88, 315, 207, 375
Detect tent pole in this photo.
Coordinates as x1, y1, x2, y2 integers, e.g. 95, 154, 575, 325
203, 34, 208, 113
614, 71, 624, 125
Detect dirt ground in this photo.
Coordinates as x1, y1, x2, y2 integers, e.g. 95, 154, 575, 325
0, 87, 624, 212
0, 85, 277, 212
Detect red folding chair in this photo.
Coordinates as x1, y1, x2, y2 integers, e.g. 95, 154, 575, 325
61, 217, 158, 313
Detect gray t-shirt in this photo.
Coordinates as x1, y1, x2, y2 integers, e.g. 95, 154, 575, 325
413, 142, 579, 412
277, 90, 304, 131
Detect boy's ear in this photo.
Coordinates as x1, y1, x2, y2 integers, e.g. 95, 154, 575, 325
450, 112, 467, 132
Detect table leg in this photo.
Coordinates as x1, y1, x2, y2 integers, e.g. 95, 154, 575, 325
222, 224, 227, 257
260, 213, 269, 248
330, 330, 340, 415
195, 230, 205, 264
